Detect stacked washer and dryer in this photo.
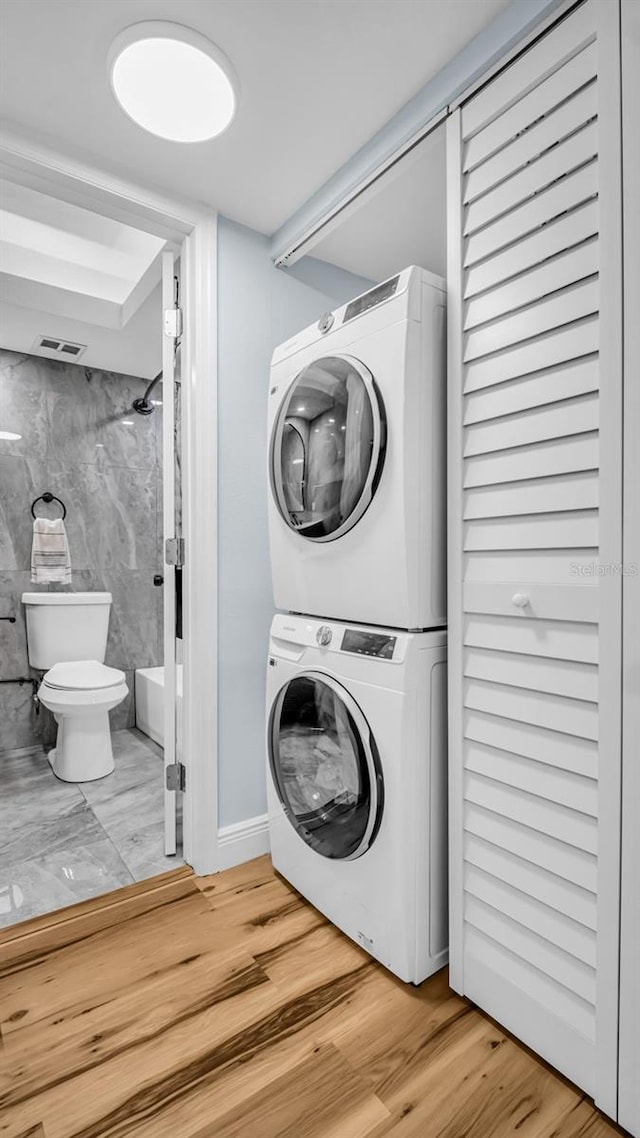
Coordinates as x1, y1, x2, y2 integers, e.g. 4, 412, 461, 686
265, 266, 448, 984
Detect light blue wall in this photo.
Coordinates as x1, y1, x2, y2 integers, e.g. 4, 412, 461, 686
217, 215, 374, 828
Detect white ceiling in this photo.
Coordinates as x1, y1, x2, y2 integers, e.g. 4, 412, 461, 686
0, 181, 164, 329
0, 179, 164, 377
0, 0, 510, 235
311, 123, 447, 283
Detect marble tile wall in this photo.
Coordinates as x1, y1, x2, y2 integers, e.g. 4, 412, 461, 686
0, 350, 164, 750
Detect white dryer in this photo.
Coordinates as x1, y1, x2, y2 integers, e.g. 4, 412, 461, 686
268, 265, 446, 630
266, 612, 448, 984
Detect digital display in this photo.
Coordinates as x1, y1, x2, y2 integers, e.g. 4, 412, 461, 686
342, 276, 400, 324
341, 629, 396, 659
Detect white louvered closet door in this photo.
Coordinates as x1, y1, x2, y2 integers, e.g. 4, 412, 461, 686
447, 0, 623, 1117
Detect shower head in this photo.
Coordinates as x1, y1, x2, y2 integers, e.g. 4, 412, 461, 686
132, 370, 162, 415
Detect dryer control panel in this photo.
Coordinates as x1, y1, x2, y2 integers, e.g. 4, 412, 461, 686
341, 628, 397, 659
342, 275, 399, 324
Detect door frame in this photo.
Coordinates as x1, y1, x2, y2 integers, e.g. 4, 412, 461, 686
619, 0, 640, 1131
0, 124, 219, 875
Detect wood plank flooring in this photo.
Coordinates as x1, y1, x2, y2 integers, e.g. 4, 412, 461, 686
0, 856, 628, 1138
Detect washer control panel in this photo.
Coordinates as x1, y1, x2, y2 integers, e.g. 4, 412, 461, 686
341, 628, 397, 659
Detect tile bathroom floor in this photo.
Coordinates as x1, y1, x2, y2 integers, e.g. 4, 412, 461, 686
0, 727, 183, 928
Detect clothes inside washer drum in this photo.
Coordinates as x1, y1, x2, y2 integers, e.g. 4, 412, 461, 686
278, 727, 359, 817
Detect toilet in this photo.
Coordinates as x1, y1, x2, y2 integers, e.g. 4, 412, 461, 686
21, 592, 128, 782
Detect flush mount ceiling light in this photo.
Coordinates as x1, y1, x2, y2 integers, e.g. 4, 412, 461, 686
109, 22, 238, 142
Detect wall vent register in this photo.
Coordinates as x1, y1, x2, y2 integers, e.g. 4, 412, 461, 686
32, 335, 87, 360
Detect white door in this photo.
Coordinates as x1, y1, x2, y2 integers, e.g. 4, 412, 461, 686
447, 0, 623, 1117
162, 249, 181, 856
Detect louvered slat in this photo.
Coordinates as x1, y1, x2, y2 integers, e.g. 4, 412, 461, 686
464, 833, 597, 928
464, 894, 596, 1003
464, 803, 597, 891
464, 319, 599, 392
464, 242, 599, 332
464, 680, 598, 740
463, 646, 598, 701
464, 431, 599, 488
464, 863, 597, 965
464, 80, 598, 203
464, 393, 598, 453
464, 511, 598, 551
464, 120, 598, 236
464, 741, 598, 814
464, 278, 598, 362
463, 355, 599, 423
464, 470, 598, 518
464, 162, 598, 268
463, 37, 597, 171
464, 201, 599, 297
464, 709, 598, 777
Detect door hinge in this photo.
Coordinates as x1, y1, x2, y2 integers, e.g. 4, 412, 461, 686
166, 762, 186, 792
164, 306, 183, 340
165, 537, 185, 567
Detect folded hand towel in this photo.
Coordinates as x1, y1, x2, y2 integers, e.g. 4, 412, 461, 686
31, 518, 72, 585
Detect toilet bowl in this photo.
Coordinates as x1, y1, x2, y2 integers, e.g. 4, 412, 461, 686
39, 660, 128, 782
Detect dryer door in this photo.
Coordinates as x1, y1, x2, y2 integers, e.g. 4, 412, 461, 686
270, 355, 386, 541
269, 672, 384, 860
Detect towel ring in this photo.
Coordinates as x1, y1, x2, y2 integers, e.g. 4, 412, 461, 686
31, 492, 67, 520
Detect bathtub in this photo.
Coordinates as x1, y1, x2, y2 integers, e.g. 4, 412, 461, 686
135, 665, 183, 750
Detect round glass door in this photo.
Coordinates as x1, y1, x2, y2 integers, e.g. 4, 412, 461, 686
269, 673, 384, 860
270, 355, 386, 542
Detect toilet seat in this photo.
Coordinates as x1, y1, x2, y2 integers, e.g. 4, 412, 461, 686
43, 659, 126, 691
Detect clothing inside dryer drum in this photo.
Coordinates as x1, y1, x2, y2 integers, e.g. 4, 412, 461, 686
272, 675, 373, 859
278, 357, 375, 538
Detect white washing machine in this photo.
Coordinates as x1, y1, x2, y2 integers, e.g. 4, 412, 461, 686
266, 612, 448, 984
267, 265, 446, 630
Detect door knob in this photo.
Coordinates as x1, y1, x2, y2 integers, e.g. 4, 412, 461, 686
512, 593, 530, 608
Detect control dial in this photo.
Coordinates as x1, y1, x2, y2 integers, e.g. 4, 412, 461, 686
316, 625, 333, 647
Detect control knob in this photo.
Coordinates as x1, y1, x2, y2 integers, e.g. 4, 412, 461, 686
316, 625, 333, 647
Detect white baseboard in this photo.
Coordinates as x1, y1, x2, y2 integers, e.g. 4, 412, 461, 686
217, 813, 270, 871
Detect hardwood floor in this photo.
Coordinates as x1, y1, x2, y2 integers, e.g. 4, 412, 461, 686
0, 856, 627, 1138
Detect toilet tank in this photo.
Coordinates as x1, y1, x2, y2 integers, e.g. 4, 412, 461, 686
21, 592, 112, 670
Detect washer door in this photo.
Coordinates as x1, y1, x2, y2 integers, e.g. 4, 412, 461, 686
269, 672, 384, 860
270, 354, 386, 542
